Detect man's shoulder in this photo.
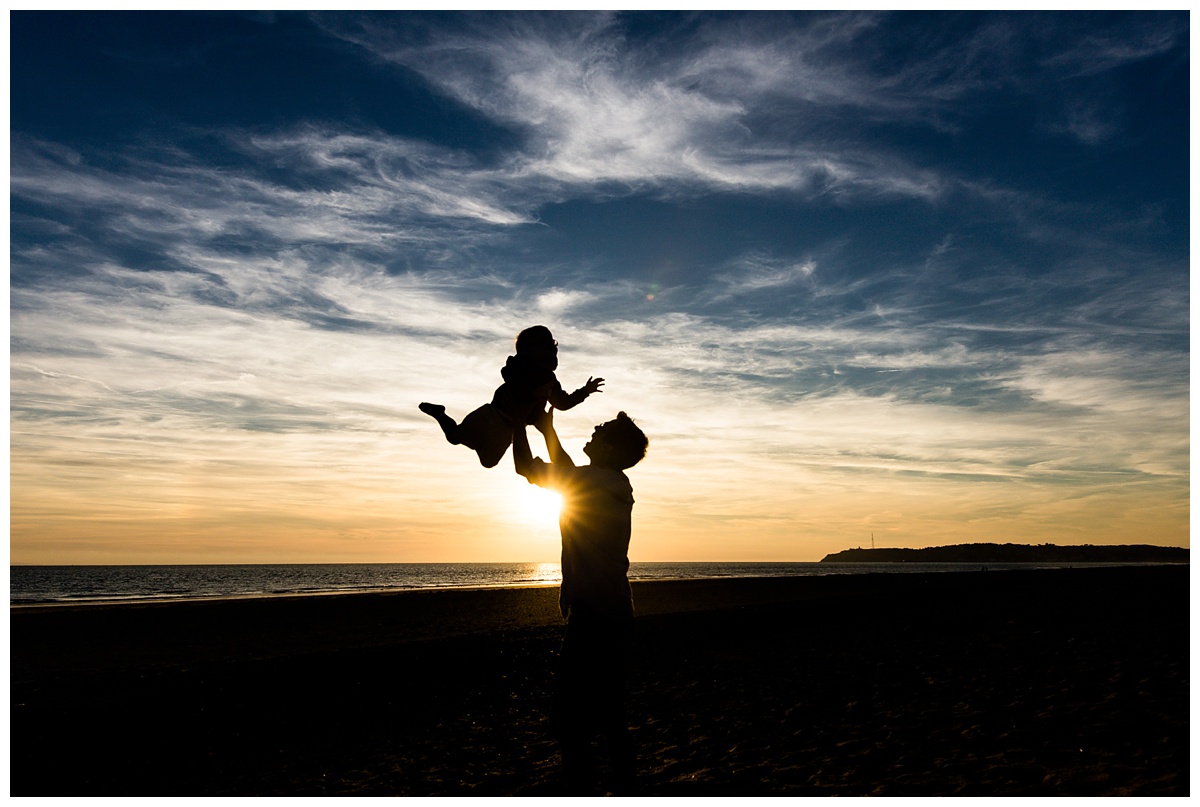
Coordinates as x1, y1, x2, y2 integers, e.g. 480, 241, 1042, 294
576, 465, 634, 501
533, 461, 625, 488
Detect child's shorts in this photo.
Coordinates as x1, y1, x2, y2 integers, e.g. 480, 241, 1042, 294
458, 403, 515, 468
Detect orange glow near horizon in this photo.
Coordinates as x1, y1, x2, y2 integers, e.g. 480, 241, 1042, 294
9, 384, 1190, 565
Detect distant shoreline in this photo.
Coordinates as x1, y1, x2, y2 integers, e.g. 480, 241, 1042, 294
821, 542, 1188, 564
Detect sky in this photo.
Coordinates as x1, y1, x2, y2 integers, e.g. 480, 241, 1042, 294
9, 10, 1191, 565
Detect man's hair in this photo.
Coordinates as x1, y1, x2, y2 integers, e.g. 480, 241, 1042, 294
606, 412, 648, 470
515, 325, 555, 353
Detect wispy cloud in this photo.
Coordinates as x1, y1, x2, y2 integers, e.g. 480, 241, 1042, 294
318, 12, 960, 201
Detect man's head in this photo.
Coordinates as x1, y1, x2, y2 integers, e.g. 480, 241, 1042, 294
584, 412, 648, 471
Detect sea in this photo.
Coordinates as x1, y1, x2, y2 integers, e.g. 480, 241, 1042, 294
8, 561, 1159, 607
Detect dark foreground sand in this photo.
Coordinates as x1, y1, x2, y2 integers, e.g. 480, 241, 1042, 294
11, 566, 1189, 796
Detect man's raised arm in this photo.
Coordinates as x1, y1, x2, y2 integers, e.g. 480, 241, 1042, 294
512, 421, 541, 482
534, 407, 574, 468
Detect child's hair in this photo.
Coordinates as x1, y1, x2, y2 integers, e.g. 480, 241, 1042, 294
606, 412, 648, 470
515, 325, 556, 353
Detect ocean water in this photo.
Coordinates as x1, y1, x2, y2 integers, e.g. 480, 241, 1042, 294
7, 560, 1150, 607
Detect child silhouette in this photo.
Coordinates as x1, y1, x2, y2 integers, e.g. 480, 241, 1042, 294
419, 325, 604, 468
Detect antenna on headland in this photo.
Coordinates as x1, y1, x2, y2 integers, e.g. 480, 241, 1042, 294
871, 533, 875, 550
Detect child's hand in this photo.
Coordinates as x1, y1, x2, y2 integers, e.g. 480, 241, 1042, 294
582, 376, 605, 396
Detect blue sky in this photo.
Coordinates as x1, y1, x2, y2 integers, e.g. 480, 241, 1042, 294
9, 11, 1190, 563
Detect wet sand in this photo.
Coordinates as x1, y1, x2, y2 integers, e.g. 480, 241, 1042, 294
11, 565, 1189, 796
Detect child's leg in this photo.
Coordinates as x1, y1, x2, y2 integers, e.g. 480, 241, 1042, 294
418, 402, 462, 445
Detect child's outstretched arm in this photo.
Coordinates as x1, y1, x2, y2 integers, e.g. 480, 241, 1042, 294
548, 376, 604, 411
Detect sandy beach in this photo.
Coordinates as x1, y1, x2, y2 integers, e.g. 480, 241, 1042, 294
11, 565, 1188, 796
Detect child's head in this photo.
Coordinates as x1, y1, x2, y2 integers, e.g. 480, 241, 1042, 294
515, 325, 556, 353
515, 325, 558, 371
584, 412, 648, 471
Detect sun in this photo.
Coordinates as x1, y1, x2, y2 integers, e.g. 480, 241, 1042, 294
513, 484, 563, 524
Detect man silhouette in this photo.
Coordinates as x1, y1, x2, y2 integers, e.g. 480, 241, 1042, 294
512, 406, 648, 795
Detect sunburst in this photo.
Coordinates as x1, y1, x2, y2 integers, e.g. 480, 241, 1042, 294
513, 483, 563, 524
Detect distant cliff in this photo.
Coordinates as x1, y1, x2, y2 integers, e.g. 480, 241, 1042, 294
820, 543, 1189, 564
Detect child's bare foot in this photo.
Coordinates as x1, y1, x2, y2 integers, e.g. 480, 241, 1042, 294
419, 402, 461, 444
